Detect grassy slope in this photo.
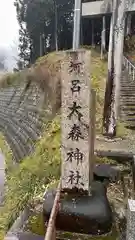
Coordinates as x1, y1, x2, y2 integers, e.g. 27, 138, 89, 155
0, 49, 109, 239
0, 118, 61, 239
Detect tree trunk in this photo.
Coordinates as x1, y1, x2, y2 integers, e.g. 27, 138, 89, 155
103, 0, 126, 137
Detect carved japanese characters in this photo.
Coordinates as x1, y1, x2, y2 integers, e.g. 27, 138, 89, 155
61, 50, 91, 194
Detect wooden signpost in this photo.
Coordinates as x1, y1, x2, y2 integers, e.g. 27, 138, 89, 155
61, 50, 94, 194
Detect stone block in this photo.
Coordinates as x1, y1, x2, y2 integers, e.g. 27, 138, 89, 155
43, 181, 112, 235
126, 199, 135, 240
61, 50, 92, 194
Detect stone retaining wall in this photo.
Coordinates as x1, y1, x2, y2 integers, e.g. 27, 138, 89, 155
0, 80, 49, 162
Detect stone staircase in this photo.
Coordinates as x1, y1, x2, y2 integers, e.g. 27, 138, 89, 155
120, 57, 135, 129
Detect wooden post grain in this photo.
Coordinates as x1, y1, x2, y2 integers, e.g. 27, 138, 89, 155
44, 181, 61, 240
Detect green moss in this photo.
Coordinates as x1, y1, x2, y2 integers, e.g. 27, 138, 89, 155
95, 156, 117, 165
26, 213, 45, 236
116, 121, 131, 138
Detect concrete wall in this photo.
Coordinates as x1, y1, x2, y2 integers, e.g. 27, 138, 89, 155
82, 1, 135, 17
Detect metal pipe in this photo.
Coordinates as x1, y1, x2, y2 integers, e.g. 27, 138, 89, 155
44, 181, 61, 240
72, 0, 82, 50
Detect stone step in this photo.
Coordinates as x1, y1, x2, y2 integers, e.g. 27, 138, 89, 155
120, 113, 135, 118
120, 93, 135, 96
121, 92, 135, 95
120, 68, 135, 128
120, 107, 135, 111
120, 102, 135, 105
121, 88, 135, 91
121, 83, 135, 86
125, 125, 135, 130
120, 95, 135, 98
121, 95, 135, 98
121, 81, 135, 83
121, 79, 135, 82
122, 86, 135, 91
126, 118, 135, 122
121, 77, 134, 80
120, 94, 135, 97
121, 84, 135, 87
121, 93, 135, 95
122, 117, 135, 122
121, 82, 135, 84
120, 101, 135, 104
120, 100, 135, 103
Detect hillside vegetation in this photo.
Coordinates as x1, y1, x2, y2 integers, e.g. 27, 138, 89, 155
0, 49, 108, 239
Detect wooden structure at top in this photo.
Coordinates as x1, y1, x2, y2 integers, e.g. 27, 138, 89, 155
82, 0, 135, 17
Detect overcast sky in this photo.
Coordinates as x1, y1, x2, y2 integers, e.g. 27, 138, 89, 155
0, 0, 19, 70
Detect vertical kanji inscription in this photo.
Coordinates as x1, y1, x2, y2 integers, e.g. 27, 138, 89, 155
61, 50, 92, 194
